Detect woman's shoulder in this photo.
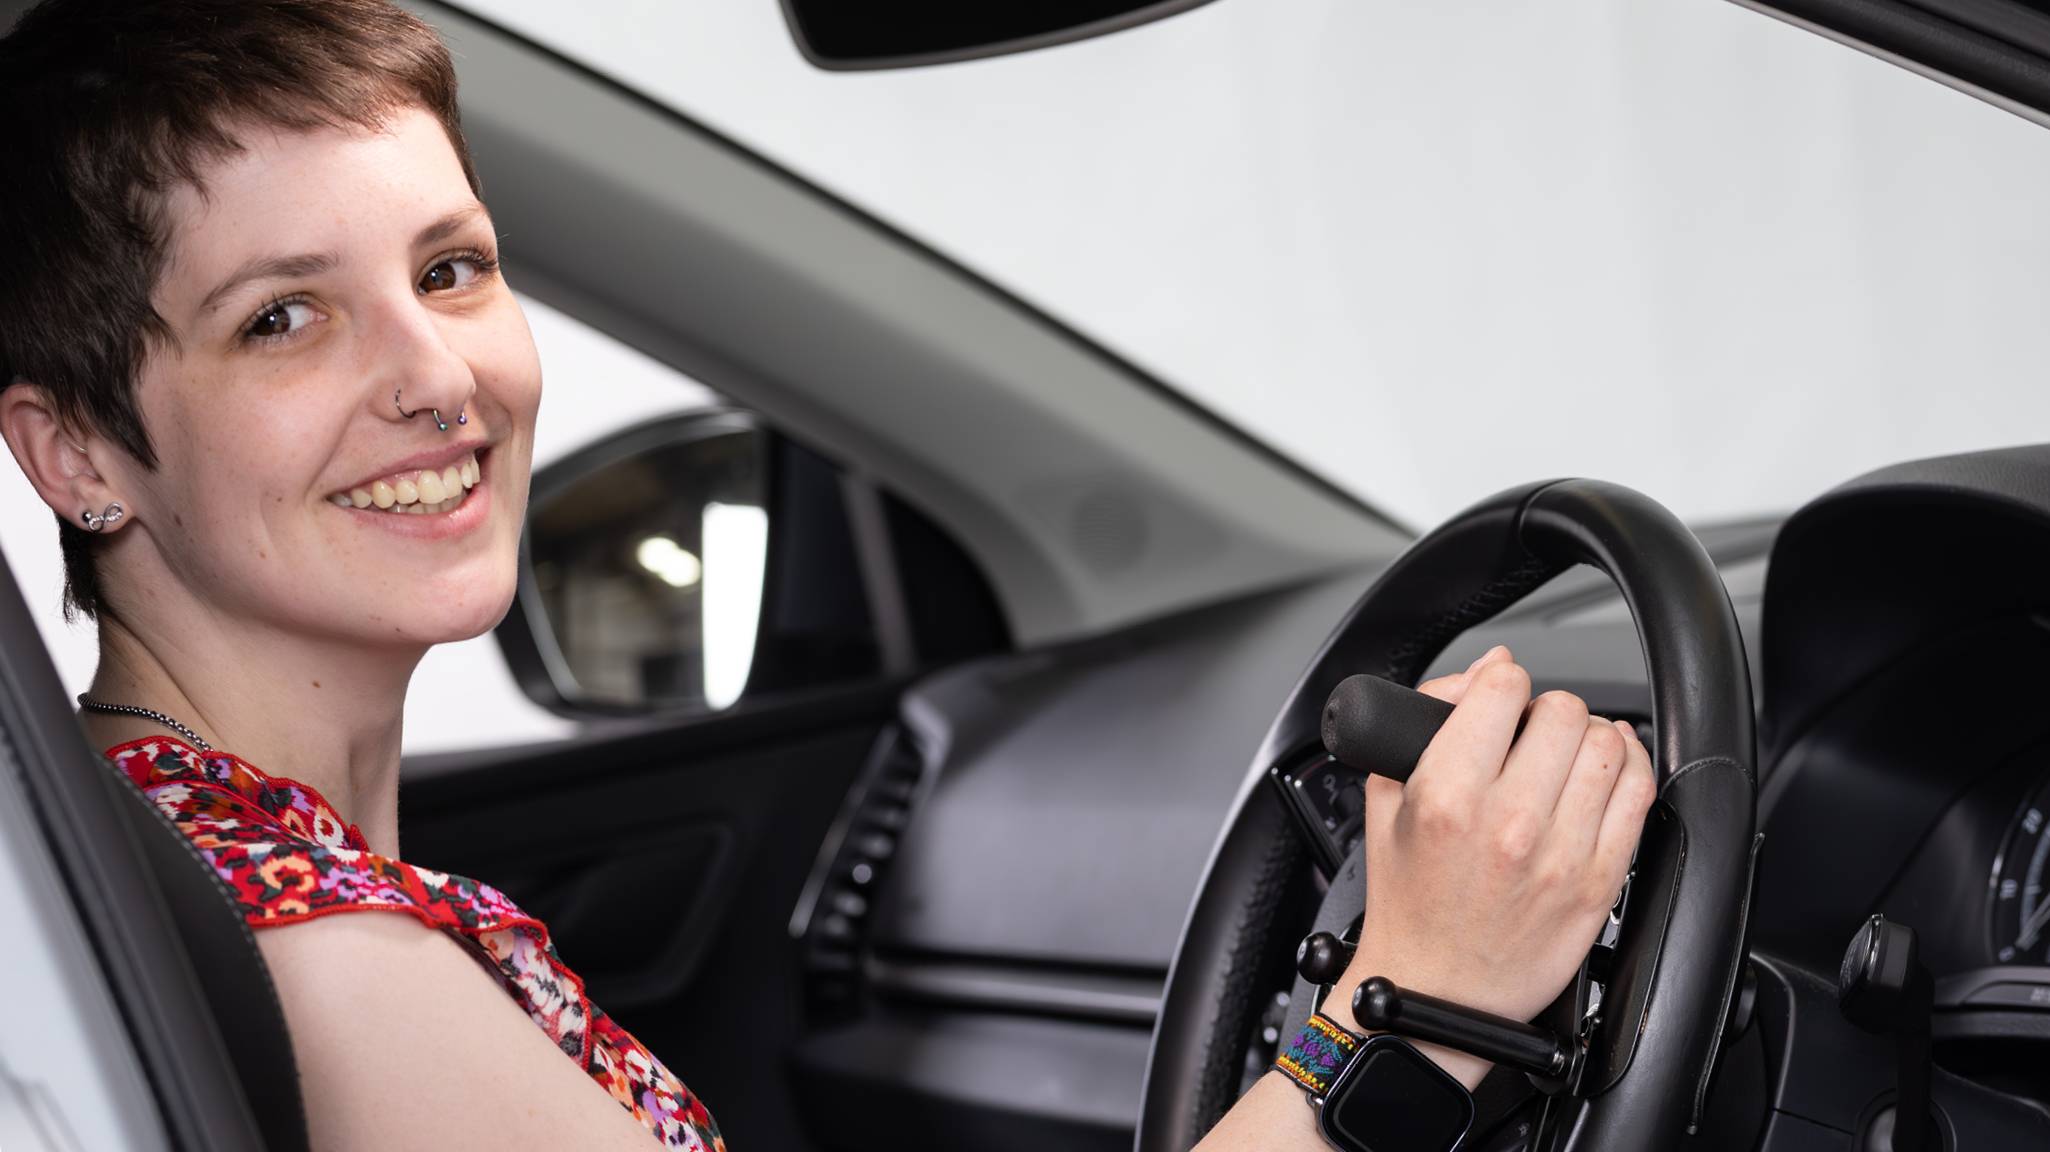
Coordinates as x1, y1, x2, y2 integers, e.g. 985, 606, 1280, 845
104, 735, 724, 1149
104, 735, 539, 935
106, 734, 597, 1064
106, 735, 366, 853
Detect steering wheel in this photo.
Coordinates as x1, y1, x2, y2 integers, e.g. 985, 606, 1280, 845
1135, 479, 1760, 1150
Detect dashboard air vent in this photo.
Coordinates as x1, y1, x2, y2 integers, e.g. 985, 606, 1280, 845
790, 725, 929, 1024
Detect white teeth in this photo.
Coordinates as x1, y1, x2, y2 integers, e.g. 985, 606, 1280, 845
331, 449, 482, 513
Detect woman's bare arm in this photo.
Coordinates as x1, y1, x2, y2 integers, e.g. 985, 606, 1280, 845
256, 912, 663, 1151
1198, 647, 1658, 1149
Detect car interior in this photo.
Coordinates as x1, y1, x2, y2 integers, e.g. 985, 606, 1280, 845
7, 1, 2050, 1151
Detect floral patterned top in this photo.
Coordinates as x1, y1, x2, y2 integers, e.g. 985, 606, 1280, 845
106, 735, 724, 1151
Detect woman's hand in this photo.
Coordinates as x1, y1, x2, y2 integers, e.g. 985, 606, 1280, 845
1195, 646, 1657, 1149
1322, 645, 1658, 1088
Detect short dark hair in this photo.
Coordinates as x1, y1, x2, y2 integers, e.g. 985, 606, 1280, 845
0, 0, 480, 620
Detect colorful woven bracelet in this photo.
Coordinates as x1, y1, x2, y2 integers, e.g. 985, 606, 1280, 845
1273, 1011, 1362, 1097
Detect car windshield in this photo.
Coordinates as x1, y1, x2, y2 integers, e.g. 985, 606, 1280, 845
464, 0, 2050, 528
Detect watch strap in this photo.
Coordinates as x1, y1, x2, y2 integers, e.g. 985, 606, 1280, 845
1274, 1011, 1363, 1097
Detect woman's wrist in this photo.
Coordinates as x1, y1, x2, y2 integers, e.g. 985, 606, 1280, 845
1320, 962, 1493, 1091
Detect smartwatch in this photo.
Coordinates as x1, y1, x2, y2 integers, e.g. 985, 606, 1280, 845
1275, 1013, 1475, 1152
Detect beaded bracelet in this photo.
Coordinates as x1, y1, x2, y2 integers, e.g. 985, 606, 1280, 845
1273, 1011, 1362, 1097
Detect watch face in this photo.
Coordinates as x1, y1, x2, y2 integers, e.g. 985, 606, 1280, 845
1319, 1038, 1474, 1152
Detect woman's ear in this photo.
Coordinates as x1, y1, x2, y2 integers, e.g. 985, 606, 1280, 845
0, 382, 127, 531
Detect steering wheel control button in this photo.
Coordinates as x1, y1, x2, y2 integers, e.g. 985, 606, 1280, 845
1270, 751, 1369, 875
1296, 931, 1353, 985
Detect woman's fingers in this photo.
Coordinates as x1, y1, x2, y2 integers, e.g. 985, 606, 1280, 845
1415, 645, 1514, 705
1546, 717, 1631, 861
1414, 654, 1530, 798
1593, 722, 1658, 883
1494, 691, 1592, 823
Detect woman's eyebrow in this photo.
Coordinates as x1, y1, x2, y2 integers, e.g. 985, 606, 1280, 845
198, 251, 339, 318
414, 202, 490, 249
195, 205, 492, 320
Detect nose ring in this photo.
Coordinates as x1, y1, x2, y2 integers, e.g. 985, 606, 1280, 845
394, 388, 467, 432
80, 502, 124, 532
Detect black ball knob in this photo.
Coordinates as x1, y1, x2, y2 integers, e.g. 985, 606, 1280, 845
1296, 931, 1353, 985
1352, 976, 1400, 1030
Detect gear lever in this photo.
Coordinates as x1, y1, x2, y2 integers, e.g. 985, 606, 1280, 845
1838, 914, 1935, 1152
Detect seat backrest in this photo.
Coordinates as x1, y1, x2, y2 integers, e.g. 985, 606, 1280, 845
0, 543, 307, 1152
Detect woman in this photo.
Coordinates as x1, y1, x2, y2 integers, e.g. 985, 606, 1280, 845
0, 1, 1656, 1149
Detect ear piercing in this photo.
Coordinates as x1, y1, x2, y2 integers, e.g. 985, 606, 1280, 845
394, 388, 467, 432
80, 502, 123, 532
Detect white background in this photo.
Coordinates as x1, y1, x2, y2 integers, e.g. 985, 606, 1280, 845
9, 0, 2050, 751
468, 0, 2050, 527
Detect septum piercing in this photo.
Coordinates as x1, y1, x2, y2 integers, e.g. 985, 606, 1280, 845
393, 388, 467, 432
80, 501, 124, 532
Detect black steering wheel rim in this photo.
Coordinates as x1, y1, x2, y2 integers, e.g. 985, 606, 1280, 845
1135, 479, 1760, 1151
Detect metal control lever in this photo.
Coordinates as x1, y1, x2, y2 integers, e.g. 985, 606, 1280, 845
1353, 976, 1581, 1091
1839, 915, 1935, 1152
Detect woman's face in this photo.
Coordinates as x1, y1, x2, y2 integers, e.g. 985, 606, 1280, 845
119, 105, 540, 652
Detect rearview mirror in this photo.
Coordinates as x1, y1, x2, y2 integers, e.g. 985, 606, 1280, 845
779, 0, 1218, 70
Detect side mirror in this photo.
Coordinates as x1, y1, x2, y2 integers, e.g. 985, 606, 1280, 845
499, 409, 881, 716
780, 0, 1218, 70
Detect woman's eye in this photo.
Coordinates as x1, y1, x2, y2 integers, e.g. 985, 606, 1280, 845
244, 299, 318, 342
419, 254, 488, 294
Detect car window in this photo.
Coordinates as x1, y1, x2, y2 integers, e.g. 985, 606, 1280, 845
470, 0, 2050, 528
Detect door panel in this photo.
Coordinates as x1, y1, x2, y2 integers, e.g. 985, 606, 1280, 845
399, 683, 900, 1151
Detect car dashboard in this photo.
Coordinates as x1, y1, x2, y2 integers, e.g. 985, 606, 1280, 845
784, 448, 2050, 1149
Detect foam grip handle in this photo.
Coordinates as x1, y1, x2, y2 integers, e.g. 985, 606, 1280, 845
1320, 673, 1455, 783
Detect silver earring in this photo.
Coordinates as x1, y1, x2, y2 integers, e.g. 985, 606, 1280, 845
80, 502, 123, 533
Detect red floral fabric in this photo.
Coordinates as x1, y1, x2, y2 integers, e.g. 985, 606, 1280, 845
105, 736, 724, 1150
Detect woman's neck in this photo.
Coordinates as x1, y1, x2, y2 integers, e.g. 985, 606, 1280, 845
82, 608, 421, 858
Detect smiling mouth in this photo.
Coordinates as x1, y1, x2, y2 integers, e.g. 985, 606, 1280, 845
327, 449, 483, 515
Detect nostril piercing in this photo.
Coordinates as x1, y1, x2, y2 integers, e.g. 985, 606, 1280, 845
397, 389, 463, 432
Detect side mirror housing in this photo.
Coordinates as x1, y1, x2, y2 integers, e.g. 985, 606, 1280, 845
780, 0, 1219, 70
499, 409, 861, 717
